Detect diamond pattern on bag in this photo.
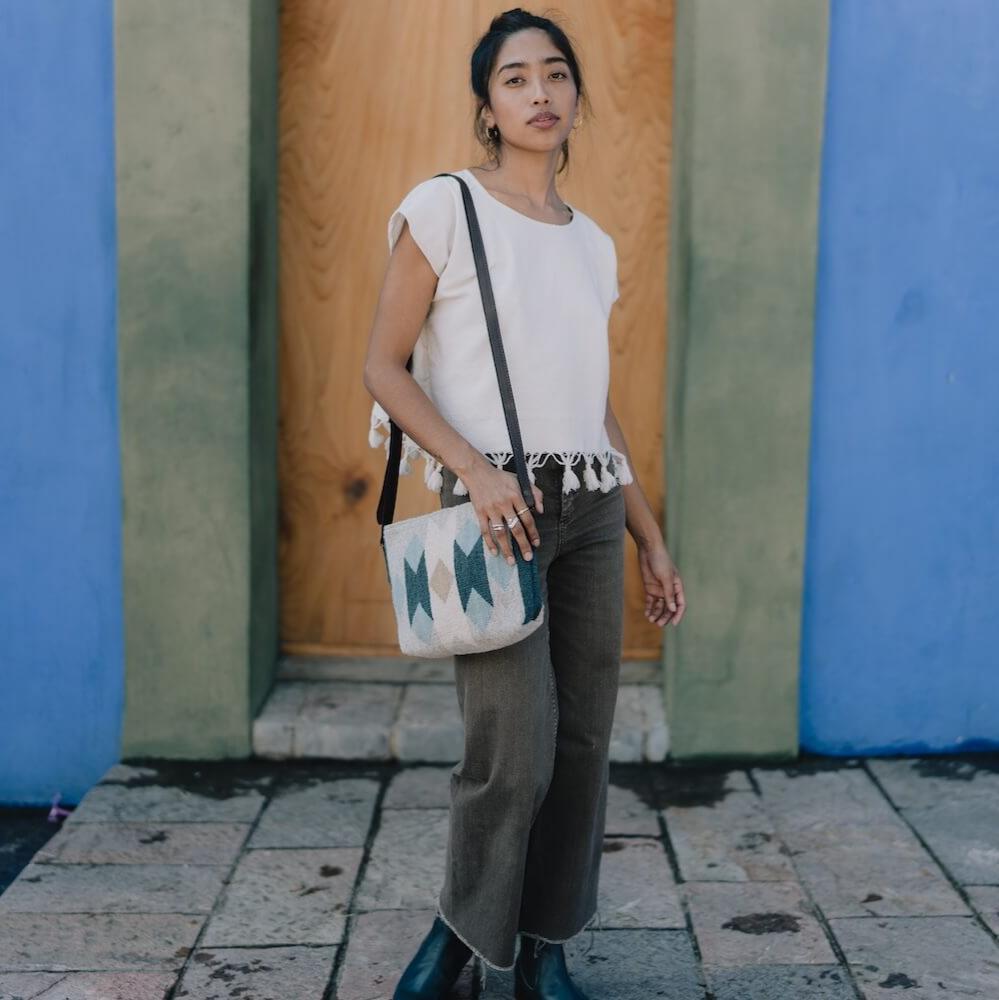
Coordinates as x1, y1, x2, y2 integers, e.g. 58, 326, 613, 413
404, 533, 424, 569
487, 546, 515, 589
382, 500, 544, 657
454, 535, 493, 612
430, 559, 453, 601
464, 588, 493, 631
411, 604, 434, 644
405, 551, 432, 625
456, 515, 482, 553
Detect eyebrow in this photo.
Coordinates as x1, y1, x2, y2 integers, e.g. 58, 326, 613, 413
496, 56, 569, 75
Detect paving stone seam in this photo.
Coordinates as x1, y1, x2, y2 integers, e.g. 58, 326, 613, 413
741, 767, 866, 999
1, 965, 170, 975
323, 768, 395, 1000
655, 795, 713, 997
30, 856, 243, 862
861, 760, 999, 953
161, 795, 271, 997
826, 914, 990, 921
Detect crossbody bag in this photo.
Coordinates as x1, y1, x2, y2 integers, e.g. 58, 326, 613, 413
375, 172, 545, 657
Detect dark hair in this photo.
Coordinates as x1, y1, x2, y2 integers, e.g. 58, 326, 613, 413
470, 8, 588, 176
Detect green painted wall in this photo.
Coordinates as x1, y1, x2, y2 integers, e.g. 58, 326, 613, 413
116, 0, 280, 757
664, 0, 829, 759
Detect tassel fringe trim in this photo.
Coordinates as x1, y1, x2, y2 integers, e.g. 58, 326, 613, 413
369, 409, 634, 496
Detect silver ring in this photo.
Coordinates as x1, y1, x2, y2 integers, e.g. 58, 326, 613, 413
506, 515, 519, 529
515, 506, 530, 516
489, 521, 506, 531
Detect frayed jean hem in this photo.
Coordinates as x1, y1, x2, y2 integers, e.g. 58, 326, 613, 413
434, 897, 604, 994
435, 897, 512, 994
519, 905, 603, 958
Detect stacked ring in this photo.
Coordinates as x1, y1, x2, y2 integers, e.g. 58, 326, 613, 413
490, 506, 532, 532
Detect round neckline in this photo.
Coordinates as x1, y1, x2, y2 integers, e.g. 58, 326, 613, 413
458, 168, 577, 230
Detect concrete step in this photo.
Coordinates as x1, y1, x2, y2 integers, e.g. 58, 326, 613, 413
253, 657, 668, 763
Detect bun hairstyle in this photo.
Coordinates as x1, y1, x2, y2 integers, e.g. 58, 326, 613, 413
469, 7, 589, 175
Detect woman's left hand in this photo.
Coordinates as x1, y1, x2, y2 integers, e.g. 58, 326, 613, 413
637, 539, 686, 627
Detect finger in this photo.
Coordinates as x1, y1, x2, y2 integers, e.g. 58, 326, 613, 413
672, 577, 686, 625
660, 588, 678, 625
532, 483, 545, 515
478, 511, 499, 557
650, 592, 669, 626
506, 512, 534, 562
491, 514, 515, 564
655, 571, 676, 616
484, 510, 509, 559
509, 477, 541, 545
516, 506, 541, 549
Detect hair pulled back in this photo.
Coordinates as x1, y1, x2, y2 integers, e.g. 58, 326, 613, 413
470, 8, 588, 176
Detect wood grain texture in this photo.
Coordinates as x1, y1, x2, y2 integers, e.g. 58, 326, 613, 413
278, 0, 673, 658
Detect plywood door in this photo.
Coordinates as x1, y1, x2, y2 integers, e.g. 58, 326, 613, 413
278, 0, 673, 658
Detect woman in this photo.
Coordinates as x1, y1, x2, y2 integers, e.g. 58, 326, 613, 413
364, 9, 685, 998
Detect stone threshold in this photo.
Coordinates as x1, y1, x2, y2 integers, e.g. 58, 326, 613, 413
253, 657, 669, 763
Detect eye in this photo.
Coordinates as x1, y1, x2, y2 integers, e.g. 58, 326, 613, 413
503, 71, 569, 85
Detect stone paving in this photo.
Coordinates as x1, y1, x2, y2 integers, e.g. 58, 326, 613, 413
254, 658, 669, 764
1, 755, 998, 999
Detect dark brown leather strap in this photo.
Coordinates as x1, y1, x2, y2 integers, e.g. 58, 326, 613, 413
376, 172, 535, 541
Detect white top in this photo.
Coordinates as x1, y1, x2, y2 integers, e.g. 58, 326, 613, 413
368, 166, 632, 496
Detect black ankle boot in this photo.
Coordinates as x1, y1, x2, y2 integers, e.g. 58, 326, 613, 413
393, 914, 473, 999
514, 936, 592, 1000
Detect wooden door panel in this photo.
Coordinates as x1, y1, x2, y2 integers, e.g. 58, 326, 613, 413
278, 0, 673, 657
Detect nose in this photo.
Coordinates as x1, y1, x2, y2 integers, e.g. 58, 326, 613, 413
530, 80, 552, 103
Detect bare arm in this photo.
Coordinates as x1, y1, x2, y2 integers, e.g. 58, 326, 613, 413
604, 396, 686, 627
363, 220, 544, 563
363, 219, 484, 480
603, 396, 662, 550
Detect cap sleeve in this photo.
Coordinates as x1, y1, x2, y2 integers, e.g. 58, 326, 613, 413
387, 175, 458, 277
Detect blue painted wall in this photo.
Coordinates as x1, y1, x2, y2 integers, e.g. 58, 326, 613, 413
803, 0, 999, 754
0, 1, 123, 803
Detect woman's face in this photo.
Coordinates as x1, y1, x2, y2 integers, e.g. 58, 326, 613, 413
485, 28, 579, 153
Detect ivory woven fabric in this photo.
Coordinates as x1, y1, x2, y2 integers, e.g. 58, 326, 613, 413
368, 168, 635, 498
382, 502, 544, 658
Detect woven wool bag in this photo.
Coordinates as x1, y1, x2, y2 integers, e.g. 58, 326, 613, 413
375, 173, 545, 658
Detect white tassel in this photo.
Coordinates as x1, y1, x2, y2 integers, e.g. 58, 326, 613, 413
599, 460, 617, 493
453, 477, 468, 495
615, 454, 634, 485
582, 459, 600, 491
426, 466, 443, 492
368, 425, 384, 448
562, 463, 581, 494
527, 465, 536, 485
399, 456, 412, 475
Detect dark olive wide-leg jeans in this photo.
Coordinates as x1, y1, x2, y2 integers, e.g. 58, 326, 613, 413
434, 455, 626, 972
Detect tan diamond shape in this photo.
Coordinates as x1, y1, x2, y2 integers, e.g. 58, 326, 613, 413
430, 560, 453, 601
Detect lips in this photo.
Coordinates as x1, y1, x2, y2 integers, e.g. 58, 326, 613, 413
529, 112, 559, 124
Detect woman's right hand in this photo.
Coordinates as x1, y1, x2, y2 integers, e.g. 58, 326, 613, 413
461, 461, 545, 565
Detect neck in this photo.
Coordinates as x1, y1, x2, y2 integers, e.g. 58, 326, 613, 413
477, 150, 564, 212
